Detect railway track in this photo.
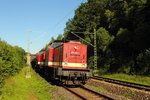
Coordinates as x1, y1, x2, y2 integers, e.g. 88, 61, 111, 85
63, 85, 113, 100
92, 76, 150, 91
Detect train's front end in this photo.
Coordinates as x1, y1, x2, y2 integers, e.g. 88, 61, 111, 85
54, 41, 92, 84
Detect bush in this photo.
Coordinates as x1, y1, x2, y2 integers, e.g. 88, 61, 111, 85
0, 40, 26, 94
136, 49, 150, 75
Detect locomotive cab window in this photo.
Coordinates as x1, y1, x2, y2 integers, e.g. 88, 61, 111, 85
48, 42, 62, 48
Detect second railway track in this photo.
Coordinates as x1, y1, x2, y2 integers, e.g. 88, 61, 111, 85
92, 76, 150, 91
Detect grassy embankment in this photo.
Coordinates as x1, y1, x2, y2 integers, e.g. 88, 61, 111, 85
100, 74, 150, 86
1, 66, 57, 100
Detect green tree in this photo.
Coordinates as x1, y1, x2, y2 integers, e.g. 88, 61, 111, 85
0, 40, 26, 94
56, 34, 63, 40
136, 49, 150, 75
62, 0, 150, 75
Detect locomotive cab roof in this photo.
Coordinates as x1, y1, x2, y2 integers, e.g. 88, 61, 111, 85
48, 40, 81, 48
48, 42, 62, 48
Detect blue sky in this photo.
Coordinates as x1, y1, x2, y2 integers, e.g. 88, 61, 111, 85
0, 0, 87, 53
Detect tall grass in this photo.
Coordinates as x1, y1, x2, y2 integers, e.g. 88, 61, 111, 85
1, 67, 57, 100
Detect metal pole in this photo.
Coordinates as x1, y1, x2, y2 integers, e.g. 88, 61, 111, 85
71, 30, 97, 70
94, 29, 97, 70
27, 31, 30, 54
27, 30, 31, 66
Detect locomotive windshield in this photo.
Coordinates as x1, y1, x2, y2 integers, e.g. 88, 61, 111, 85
48, 42, 62, 48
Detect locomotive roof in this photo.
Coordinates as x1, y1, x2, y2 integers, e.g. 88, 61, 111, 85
48, 40, 81, 48
48, 40, 68, 45
49, 40, 81, 45
48, 42, 62, 48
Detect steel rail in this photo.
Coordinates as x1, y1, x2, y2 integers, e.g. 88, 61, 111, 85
80, 86, 113, 100
63, 86, 113, 100
63, 86, 87, 100
92, 76, 150, 91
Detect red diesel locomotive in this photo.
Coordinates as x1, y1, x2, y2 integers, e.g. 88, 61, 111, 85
36, 40, 92, 84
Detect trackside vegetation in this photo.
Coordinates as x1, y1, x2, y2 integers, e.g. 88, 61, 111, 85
1, 67, 56, 100
0, 39, 26, 95
101, 74, 150, 86
62, 0, 150, 75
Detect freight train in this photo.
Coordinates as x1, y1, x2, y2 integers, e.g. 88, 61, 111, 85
35, 40, 92, 84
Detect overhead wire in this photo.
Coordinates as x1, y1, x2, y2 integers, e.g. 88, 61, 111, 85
31, 0, 86, 53
48, 0, 86, 38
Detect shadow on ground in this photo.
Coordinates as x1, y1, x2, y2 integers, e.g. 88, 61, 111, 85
31, 60, 81, 88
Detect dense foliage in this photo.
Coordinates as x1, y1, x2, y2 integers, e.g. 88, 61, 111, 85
63, 0, 150, 75
0, 39, 26, 94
